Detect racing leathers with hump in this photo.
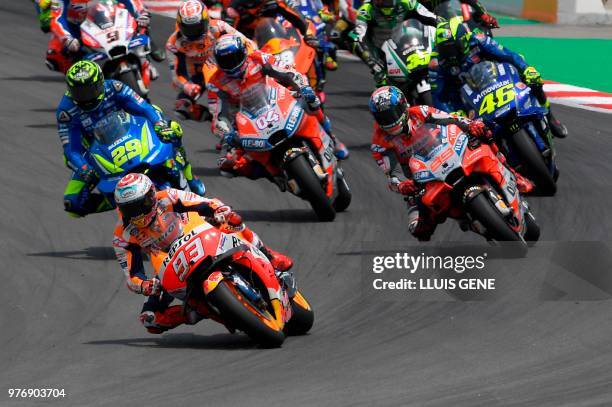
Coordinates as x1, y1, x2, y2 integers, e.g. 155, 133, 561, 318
34, 0, 53, 32
208, 34, 349, 176
166, 0, 254, 121
419, 0, 498, 28
353, 0, 441, 86
112, 173, 294, 334
227, 0, 316, 44
47, 0, 161, 73
369, 86, 532, 240
57, 60, 205, 217
429, 18, 568, 138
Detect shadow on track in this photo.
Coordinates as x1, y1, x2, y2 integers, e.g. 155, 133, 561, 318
85, 333, 257, 350
0, 75, 65, 83
28, 246, 116, 261
238, 209, 318, 223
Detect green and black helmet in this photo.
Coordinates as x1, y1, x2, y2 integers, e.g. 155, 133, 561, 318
65, 61, 105, 111
435, 17, 470, 65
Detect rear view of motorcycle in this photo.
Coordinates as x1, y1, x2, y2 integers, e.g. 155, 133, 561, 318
80, 0, 153, 97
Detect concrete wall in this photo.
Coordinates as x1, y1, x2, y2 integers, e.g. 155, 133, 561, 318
481, 0, 612, 24
558, 0, 612, 24
480, 0, 524, 16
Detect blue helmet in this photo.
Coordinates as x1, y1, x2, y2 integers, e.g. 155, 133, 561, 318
214, 34, 248, 78
369, 86, 408, 136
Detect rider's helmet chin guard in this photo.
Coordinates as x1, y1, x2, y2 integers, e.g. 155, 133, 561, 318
177, 0, 209, 40
373, 0, 396, 17
115, 173, 158, 228
435, 17, 469, 66
369, 86, 408, 137
66, 60, 105, 111
214, 34, 248, 78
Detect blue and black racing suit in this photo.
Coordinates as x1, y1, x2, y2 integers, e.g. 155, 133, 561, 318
56, 79, 199, 217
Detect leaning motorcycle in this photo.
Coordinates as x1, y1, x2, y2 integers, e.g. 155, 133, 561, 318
155, 212, 314, 347
460, 61, 558, 195
408, 123, 539, 247
233, 77, 351, 221
380, 19, 435, 105
86, 111, 197, 206
80, 0, 152, 97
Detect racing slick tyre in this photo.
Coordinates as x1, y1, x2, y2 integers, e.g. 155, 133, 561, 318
333, 171, 351, 212
207, 280, 285, 347
465, 192, 526, 248
418, 90, 433, 107
285, 154, 336, 221
524, 210, 540, 244
118, 69, 146, 97
509, 129, 557, 196
285, 291, 314, 336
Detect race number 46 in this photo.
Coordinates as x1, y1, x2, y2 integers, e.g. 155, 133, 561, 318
478, 84, 516, 116
255, 110, 280, 130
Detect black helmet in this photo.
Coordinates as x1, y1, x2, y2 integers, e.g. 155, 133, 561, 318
65, 61, 105, 111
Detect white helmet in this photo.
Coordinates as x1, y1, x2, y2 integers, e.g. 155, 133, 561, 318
114, 173, 157, 227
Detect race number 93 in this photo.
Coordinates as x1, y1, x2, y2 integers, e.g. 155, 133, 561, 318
478, 84, 515, 116
111, 139, 142, 166
171, 237, 206, 282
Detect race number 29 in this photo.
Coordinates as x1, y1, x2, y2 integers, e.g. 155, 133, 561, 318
171, 237, 205, 281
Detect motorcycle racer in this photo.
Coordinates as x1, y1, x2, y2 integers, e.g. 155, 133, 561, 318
112, 173, 294, 334
352, 0, 442, 86
46, 0, 162, 73
429, 18, 568, 138
419, 0, 498, 28
166, 0, 254, 121
368, 86, 532, 240
57, 60, 205, 217
208, 34, 349, 174
34, 0, 53, 32
227, 0, 317, 45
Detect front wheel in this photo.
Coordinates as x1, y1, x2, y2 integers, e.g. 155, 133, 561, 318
285, 154, 336, 221
117, 68, 147, 97
333, 170, 351, 212
509, 129, 557, 196
285, 290, 314, 336
465, 192, 525, 244
206, 280, 285, 347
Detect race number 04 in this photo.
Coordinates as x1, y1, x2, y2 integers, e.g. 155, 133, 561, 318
172, 237, 205, 281
255, 110, 280, 130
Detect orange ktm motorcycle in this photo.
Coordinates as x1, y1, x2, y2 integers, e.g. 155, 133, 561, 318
152, 212, 314, 347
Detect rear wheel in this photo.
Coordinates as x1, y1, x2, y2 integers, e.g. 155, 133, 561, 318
285, 291, 314, 336
285, 154, 336, 221
118, 69, 146, 97
465, 192, 525, 244
524, 211, 540, 244
206, 280, 285, 347
509, 129, 556, 196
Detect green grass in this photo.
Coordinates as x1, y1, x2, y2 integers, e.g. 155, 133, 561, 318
493, 14, 541, 26
497, 37, 612, 92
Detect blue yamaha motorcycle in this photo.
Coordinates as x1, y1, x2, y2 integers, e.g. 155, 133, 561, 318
460, 61, 558, 195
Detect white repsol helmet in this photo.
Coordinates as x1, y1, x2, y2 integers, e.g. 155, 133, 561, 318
114, 173, 157, 227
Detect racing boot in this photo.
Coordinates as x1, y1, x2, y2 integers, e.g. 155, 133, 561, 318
185, 163, 206, 196
149, 38, 167, 62
324, 55, 338, 71
260, 246, 294, 272
547, 109, 568, 138
139, 306, 186, 334
174, 98, 211, 121
319, 113, 349, 159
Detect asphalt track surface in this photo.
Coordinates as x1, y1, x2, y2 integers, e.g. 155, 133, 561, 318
2, 3, 612, 406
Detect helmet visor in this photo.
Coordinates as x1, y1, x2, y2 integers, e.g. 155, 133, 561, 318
118, 189, 156, 226
438, 40, 461, 64
70, 80, 104, 110
216, 49, 246, 73
373, 107, 404, 129
374, 0, 394, 8
180, 19, 208, 40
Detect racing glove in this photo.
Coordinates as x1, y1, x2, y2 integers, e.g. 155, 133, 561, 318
154, 120, 182, 144
76, 164, 98, 185
136, 11, 151, 28
64, 37, 81, 53
398, 179, 420, 196
301, 86, 321, 110
213, 205, 243, 226
141, 279, 161, 296
468, 119, 489, 138
480, 13, 499, 28
522, 67, 543, 86
183, 82, 202, 100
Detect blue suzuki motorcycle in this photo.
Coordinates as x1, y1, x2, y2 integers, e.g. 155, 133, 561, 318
86, 111, 198, 205
460, 61, 558, 195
